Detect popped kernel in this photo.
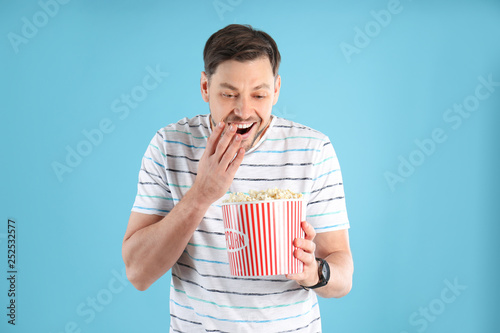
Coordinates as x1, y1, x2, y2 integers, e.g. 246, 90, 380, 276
223, 188, 303, 203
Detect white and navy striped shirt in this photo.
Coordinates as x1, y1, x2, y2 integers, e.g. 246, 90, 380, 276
132, 114, 349, 332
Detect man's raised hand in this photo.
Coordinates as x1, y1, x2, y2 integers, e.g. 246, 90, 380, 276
191, 121, 245, 206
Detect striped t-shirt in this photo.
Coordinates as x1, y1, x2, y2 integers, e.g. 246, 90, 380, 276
132, 114, 349, 332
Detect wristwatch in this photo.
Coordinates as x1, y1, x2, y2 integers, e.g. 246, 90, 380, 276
302, 258, 330, 290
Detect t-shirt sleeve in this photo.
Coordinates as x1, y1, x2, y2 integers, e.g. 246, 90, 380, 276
131, 131, 174, 216
306, 137, 350, 233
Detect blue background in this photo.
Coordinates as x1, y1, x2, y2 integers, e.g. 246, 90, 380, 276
2, 0, 500, 332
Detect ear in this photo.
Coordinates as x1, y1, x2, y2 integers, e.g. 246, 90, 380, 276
200, 71, 210, 102
272, 75, 281, 106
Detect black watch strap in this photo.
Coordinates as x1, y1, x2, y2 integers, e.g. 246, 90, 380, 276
302, 257, 330, 290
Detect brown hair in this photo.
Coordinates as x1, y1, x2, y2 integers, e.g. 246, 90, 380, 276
203, 24, 281, 80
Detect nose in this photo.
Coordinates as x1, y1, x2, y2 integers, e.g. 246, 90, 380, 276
234, 95, 253, 119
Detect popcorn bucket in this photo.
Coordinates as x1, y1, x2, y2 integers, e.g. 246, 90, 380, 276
221, 199, 306, 276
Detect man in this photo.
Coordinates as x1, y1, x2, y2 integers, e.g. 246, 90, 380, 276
122, 24, 353, 332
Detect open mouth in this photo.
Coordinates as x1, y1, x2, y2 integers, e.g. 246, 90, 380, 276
235, 123, 255, 135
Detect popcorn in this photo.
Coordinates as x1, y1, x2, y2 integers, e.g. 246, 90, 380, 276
223, 188, 303, 203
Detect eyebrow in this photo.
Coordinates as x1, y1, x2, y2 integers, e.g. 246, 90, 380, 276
219, 82, 271, 91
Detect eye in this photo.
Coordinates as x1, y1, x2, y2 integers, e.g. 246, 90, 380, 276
222, 93, 236, 98
254, 95, 266, 99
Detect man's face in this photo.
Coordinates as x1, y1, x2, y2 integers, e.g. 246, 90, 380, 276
201, 57, 281, 151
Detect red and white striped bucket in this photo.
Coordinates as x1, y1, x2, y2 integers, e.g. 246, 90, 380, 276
221, 199, 305, 276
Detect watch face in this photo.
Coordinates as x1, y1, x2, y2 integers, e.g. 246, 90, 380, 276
321, 264, 328, 279
320, 259, 330, 283
305, 258, 330, 289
